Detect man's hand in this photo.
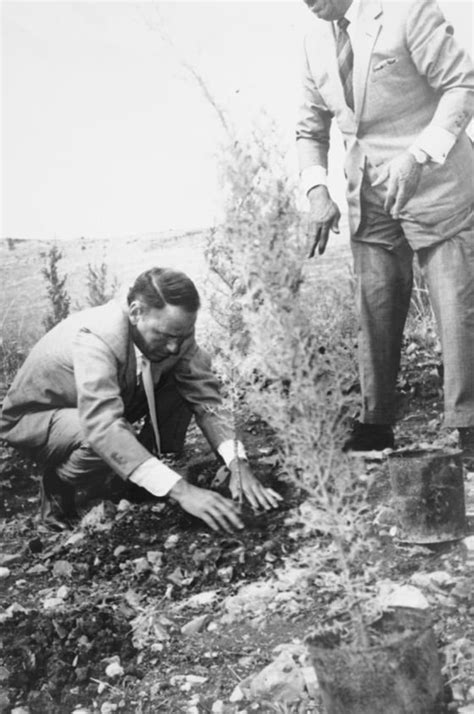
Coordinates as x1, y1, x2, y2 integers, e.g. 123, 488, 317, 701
372, 151, 424, 219
228, 458, 283, 511
307, 185, 341, 257
168, 479, 244, 533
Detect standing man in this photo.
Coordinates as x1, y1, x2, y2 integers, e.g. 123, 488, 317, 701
297, 0, 474, 453
0, 267, 281, 529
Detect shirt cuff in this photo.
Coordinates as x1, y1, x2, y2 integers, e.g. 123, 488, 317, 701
301, 165, 328, 196
410, 126, 456, 165
217, 439, 247, 466
129, 457, 182, 497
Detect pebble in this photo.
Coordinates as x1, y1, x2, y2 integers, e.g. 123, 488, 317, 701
116, 499, 132, 512
164, 534, 180, 550
42, 597, 65, 610
0, 667, 10, 683
100, 703, 118, 714
105, 661, 124, 678
56, 585, 70, 600
0, 567, 11, 579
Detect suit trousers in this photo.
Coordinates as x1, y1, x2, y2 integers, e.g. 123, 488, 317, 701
351, 176, 474, 427
34, 373, 193, 489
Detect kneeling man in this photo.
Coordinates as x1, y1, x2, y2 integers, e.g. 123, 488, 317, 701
0, 267, 281, 530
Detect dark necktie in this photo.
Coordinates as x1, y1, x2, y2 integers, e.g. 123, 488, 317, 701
336, 17, 354, 111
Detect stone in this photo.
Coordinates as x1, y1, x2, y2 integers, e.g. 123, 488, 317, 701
56, 585, 70, 600
42, 597, 65, 610
105, 661, 124, 678
181, 614, 212, 636
0, 568, 11, 579
240, 649, 306, 704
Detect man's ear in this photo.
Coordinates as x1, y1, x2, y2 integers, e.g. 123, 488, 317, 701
128, 300, 142, 325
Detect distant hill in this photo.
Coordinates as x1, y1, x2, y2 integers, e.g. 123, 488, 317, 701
0, 230, 208, 350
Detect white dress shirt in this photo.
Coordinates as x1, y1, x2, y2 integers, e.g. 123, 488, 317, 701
128, 348, 246, 497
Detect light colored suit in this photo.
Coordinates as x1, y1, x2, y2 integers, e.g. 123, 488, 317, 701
0, 300, 232, 479
297, 0, 474, 237
296, 0, 474, 428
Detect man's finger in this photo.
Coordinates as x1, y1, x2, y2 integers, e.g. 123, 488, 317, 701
308, 225, 322, 258
384, 181, 397, 214
391, 185, 409, 218
371, 167, 389, 187
318, 227, 330, 255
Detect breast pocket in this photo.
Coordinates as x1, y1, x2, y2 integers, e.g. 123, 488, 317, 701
370, 56, 400, 82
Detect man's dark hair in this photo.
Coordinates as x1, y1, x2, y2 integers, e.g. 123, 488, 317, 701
127, 268, 200, 313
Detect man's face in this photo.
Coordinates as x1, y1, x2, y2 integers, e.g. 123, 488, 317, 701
303, 0, 352, 21
129, 302, 196, 362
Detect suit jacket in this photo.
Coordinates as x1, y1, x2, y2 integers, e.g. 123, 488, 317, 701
296, 0, 474, 236
0, 300, 233, 479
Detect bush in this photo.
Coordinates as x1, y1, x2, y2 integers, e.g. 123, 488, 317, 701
84, 262, 119, 308
42, 245, 71, 331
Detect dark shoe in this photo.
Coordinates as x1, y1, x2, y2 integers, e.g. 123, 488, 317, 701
343, 421, 395, 453
458, 427, 474, 469
40, 467, 78, 530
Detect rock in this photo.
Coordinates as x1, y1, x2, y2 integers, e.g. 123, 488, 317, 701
240, 649, 306, 704
0, 668, 9, 684
10, 708, 30, 714
229, 685, 244, 702
458, 707, 474, 714
52, 560, 73, 578
211, 701, 225, 713
56, 585, 70, 600
0, 568, 11, 579
116, 499, 132, 512
181, 590, 218, 609
181, 614, 212, 636
105, 661, 124, 678
164, 534, 180, 550
64, 532, 85, 547
410, 571, 454, 591
132, 557, 151, 575
27, 564, 48, 575
113, 545, 127, 558
100, 703, 118, 714
379, 584, 430, 610
42, 597, 65, 610
146, 551, 163, 568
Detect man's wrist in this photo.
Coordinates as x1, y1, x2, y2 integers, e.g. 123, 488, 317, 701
409, 146, 430, 165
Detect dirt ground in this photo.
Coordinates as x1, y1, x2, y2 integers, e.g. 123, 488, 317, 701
1, 341, 474, 714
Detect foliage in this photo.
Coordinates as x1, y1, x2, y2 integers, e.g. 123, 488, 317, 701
84, 262, 119, 307
41, 244, 71, 331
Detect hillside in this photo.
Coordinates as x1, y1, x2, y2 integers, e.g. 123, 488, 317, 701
0, 231, 208, 350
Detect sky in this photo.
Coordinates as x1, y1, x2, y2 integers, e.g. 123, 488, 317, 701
1, 0, 473, 241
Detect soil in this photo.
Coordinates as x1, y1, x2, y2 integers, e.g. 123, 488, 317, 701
1, 341, 474, 714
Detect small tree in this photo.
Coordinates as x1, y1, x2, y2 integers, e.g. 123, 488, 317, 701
42, 244, 71, 330
85, 262, 119, 307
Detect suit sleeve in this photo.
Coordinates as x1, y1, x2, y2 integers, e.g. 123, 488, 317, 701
406, 0, 474, 139
296, 34, 334, 172
72, 328, 151, 479
173, 346, 234, 450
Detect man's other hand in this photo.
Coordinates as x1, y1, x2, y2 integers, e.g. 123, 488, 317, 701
307, 185, 341, 257
168, 479, 244, 533
228, 458, 283, 511
372, 151, 424, 219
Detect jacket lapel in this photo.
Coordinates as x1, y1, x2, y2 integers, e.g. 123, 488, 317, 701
353, 0, 383, 124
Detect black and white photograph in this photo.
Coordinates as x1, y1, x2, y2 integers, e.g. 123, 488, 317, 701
1, 0, 474, 711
